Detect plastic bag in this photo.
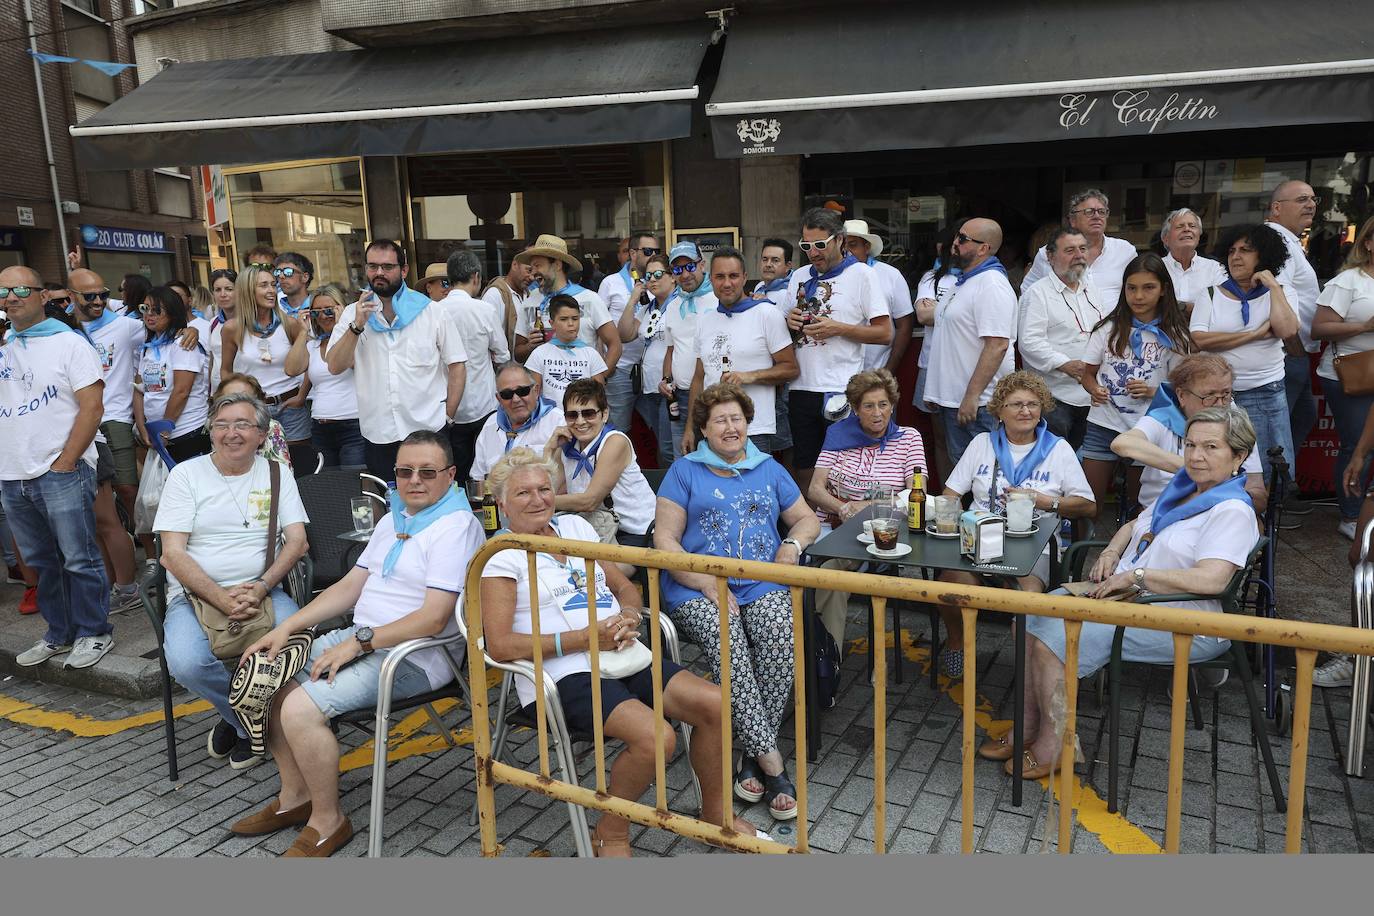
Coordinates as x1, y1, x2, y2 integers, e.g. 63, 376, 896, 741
134, 454, 170, 535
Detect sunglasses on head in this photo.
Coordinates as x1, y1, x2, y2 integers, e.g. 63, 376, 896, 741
670, 262, 698, 276
798, 234, 835, 253
249, 262, 273, 270
644, 269, 668, 282
77, 290, 111, 303
497, 384, 534, 401
272, 267, 300, 278
393, 465, 452, 480
0, 286, 35, 299
138, 304, 165, 316
564, 408, 601, 421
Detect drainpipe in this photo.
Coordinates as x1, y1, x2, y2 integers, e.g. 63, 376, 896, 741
23, 0, 72, 270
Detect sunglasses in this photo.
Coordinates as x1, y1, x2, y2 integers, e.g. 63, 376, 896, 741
77, 290, 111, 303
272, 267, 300, 278
138, 304, 165, 316
309, 307, 337, 318
47, 296, 71, 307
955, 231, 986, 246
798, 234, 835, 253
637, 247, 661, 256
0, 286, 35, 299
249, 262, 273, 270
497, 384, 534, 401
644, 269, 669, 282
427, 279, 451, 289
564, 408, 602, 421
393, 465, 453, 480
670, 263, 699, 276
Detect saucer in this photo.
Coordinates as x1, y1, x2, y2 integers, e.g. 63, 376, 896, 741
857, 532, 875, 544
924, 525, 959, 539
867, 542, 912, 558
1005, 522, 1038, 538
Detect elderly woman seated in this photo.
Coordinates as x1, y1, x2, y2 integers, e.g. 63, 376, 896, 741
655, 382, 819, 821
936, 371, 1096, 678
153, 393, 309, 770
480, 447, 768, 856
806, 368, 926, 650
981, 406, 1261, 777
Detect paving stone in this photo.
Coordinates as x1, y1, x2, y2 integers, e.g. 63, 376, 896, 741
980, 811, 1033, 854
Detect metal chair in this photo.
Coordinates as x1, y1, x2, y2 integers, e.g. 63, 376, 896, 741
1345, 519, 1374, 778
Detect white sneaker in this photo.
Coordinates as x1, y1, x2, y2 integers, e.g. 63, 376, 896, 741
15, 640, 72, 667
1313, 655, 1354, 688
64, 634, 114, 669
1338, 520, 1357, 541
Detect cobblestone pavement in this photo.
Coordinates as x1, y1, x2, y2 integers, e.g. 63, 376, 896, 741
1, 606, 1370, 858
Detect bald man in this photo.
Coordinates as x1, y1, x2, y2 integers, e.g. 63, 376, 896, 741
922, 218, 1017, 465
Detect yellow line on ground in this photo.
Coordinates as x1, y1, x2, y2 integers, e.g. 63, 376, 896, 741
0, 694, 215, 737
851, 629, 1161, 854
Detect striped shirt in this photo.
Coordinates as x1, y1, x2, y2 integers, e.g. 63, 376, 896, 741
813, 427, 927, 523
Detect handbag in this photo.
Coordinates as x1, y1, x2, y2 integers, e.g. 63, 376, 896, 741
597, 635, 653, 680
192, 460, 281, 660
1333, 340, 1374, 397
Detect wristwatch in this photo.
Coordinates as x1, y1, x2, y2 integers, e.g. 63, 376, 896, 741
356, 626, 375, 655
782, 537, 803, 553
348, 322, 364, 335
1132, 568, 1146, 589
1050, 497, 1061, 513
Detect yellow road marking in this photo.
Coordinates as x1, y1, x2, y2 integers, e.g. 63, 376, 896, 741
0, 694, 215, 737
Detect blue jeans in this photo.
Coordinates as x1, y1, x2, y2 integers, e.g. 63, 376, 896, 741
1321, 375, 1374, 519
940, 406, 1000, 468
606, 367, 636, 434
164, 587, 299, 736
638, 391, 674, 468
311, 418, 366, 468
1286, 355, 1318, 466
0, 506, 15, 566
0, 463, 110, 645
1235, 380, 1295, 486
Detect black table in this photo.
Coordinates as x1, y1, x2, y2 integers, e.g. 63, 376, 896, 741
802, 506, 1060, 807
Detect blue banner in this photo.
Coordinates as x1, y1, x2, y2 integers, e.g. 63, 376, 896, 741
80, 224, 169, 253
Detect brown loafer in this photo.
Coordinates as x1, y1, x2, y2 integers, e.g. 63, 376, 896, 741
1006, 750, 1059, 780
282, 818, 354, 858
230, 799, 312, 836
977, 733, 1016, 761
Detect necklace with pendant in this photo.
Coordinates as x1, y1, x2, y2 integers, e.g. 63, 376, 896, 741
213, 460, 255, 528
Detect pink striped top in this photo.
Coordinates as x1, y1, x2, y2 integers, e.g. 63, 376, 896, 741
813, 427, 927, 523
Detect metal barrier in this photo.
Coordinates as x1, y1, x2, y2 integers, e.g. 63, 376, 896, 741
462, 534, 1374, 855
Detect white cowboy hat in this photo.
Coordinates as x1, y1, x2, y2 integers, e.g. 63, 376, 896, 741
513, 234, 583, 273
842, 219, 884, 258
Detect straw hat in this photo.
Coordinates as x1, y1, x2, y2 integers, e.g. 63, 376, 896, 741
513, 234, 583, 273
843, 219, 883, 258
417, 262, 447, 288
229, 633, 314, 757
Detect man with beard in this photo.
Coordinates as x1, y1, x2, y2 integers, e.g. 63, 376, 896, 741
510, 234, 621, 371
326, 240, 467, 480
481, 252, 535, 355
1160, 208, 1224, 314
1016, 228, 1105, 449
1020, 189, 1138, 306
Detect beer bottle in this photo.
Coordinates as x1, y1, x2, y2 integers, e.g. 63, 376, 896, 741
665, 379, 681, 421
909, 466, 926, 532
480, 482, 499, 535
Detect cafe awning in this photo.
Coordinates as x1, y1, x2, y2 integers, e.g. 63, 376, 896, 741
72, 25, 713, 170
707, 0, 1374, 158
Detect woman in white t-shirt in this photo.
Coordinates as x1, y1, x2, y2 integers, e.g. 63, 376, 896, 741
478, 448, 768, 856
989, 407, 1260, 778
133, 286, 212, 463
1311, 216, 1374, 534
283, 283, 363, 468
1080, 254, 1193, 525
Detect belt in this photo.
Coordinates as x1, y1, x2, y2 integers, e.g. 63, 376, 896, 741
263, 387, 300, 407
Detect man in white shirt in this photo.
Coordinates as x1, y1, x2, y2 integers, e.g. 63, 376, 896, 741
437, 249, 511, 483
470, 362, 564, 483
326, 240, 468, 481
1016, 228, 1105, 450
1021, 189, 1138, 305
784, 208, 892, 483
844, 220, 915, 373
1266, 179, 1322, 476
749, 238, 797, 454
480, 254, 534, 356
685, 247, 798, 454
924, 218, 1017, 465
1160, 208, 1224, 313
664, 241, 717, 456
600, 231, 661, 433
512, 234, 622, 371
0, 266, 113, 670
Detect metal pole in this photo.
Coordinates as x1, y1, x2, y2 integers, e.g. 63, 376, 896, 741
23, 0, 72, 269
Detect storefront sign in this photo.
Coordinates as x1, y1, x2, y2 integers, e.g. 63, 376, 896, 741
16, 207, 34, 227
672, 227, 739, 258
79, 224, 169, 253
200, 164, 228, 228
0, 229, 21, 250
1057, 90, 1221, 134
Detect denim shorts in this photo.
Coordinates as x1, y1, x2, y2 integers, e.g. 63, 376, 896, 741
1079, 421, 1121, 463
540, 658, 688, 736
294, 625, 434, 719
271, 403, 313, 442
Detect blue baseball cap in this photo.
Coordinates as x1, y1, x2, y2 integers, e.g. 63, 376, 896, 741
668, 241, 701, 263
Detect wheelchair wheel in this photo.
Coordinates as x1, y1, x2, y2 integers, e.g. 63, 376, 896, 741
1272, 680, 1293, 737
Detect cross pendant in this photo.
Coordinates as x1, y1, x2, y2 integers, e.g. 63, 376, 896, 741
243, 521, 250, 528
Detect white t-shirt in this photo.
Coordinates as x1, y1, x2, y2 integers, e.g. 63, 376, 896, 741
83, 312, 146, 425
1082, 322, 1179, 433
153, 454, 309, 599
923, 266, 1017, 408
558, 429, 655, 535
1316, 268, 1374, 381
207, 313, 229, 375
1022, 236, 1138, 306
598, 269, 644, 368
1268, 221, 1321, 353
470, 402, 565, 481
662, 297, 706, 390
1163, 252, 1225, 309
637, 295, 673, 395
785, 260, 889, 392
305, 338, 359, 421
140, 338, 211, 437
1189, 287, 1286, 390
436, 289, 510, 425
690, 302, 792, 436
862, 259, 914, 370
515, 286, 613, 352
0, 329, 103, 480
188, 315, 214, 375
1017, 273, 1107, 408
232, 322, 295, 396
481, 514, 622, 708
915, 269, 959, 370
1114, 498, 1258, 613
526, 342, 609, 409
750, 275, 793, 311
946, 433, 1093, 515
479, 281, 526, 340
353, 507, 486, 689
1132, 415, 1263, 509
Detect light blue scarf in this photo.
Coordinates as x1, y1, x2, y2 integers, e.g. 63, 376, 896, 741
1130, 316, 1175, 360
496, 397, 557, 451
683, 439, 770, 477
143, 332, 174, 363
81, 308, 122, 336
677, 276, 714, 319
382, 485, 470, 578
367, 284, 430, 335
1133, 469, 1251, 561
9, 317, 72, 348
552, 337, 588, 351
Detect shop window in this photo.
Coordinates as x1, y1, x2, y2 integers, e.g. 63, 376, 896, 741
562, 202, 582, 234
154, 168, 193, 218
61, 9, 115, 104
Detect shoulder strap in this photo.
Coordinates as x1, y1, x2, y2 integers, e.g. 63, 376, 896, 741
483, 278, 518, 354
264, 460, 280, 572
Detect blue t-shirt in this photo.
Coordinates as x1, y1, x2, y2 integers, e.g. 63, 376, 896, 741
657, 456, 800, 609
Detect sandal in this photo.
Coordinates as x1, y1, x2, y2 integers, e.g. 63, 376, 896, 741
590, 820, 632, 858
762, 768, 799, 821
734, 758, 765, 804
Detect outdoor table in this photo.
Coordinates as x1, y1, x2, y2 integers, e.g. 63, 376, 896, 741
802, 505, 1060, 807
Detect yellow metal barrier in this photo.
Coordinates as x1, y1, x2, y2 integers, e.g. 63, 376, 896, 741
462, 534, 1374, 856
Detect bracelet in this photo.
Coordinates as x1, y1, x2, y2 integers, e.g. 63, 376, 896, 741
348, 323, 364, 336
554, 632, 563, 658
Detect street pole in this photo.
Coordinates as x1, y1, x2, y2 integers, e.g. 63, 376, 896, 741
23, 0, 72, 271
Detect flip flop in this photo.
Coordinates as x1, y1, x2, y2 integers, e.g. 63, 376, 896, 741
734, 757, 765, 804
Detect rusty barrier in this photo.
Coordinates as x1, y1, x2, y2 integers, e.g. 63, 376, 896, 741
461, 534, 1374, 855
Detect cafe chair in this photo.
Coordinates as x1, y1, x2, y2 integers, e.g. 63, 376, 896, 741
294, 464, 368, 592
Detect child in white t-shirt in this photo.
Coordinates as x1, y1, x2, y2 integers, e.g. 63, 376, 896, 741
526, 294, 609, 408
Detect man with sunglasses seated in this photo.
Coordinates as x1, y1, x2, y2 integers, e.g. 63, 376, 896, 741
272, 253, 314, 319
469, 362, 564, 485
599, 231, 662, 433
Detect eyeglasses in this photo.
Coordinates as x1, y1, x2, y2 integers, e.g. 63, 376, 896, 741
1180, 387, 1233, 406
1275, 194, 1322, 206
1070, 207, 1110, 218
393, 465, 453, 480
47, 297, 70, 307
670, 262, 699, 276
644, 269, 668, 282
637, 247, 660, 256
798, 234, 835, 253
564, 408, 601, 421
210, 420, 261, 433
272, 267, 299, 278
955, 231, 985, 246
366, 262, 401, 272
77, 290, 110, 303
497, 384, 534, 400
309, 307, 336, 318
1003, 400, 1042, 413
138, 304, 165, 316
0, 286, 35, 299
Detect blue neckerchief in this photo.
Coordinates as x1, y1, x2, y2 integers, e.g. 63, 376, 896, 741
752, 272, 792, 297
821, 414, 903, 453
278, 289, 312, 318
250, 309, 281, 338
367, 284, 430, 335
683, 439, 769, 477
717, 297, 761, 316
1130, 316, 1175, 360
144, 419, 178, 469
143, 332, 173, 362
9, 317, 72, 348
552, 337, 587, 351
1220, 278, 1266, 326
616, 263, 634, 293
563, 424, 615, 481
538, 282, 589, 311
382, 485, 469, 578
1133, 469, 1251, 561
677, 277, 714, 319
954, 256, 1008, 287
82, 308, 121, 336
1145, 382, 1188, 438
190, 308, 205, 321
496, 397, 557, 451
990, 420, 1062, 488
802, 254, 859, 300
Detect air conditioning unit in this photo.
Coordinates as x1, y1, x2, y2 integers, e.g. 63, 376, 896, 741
61, 201, 81, 214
